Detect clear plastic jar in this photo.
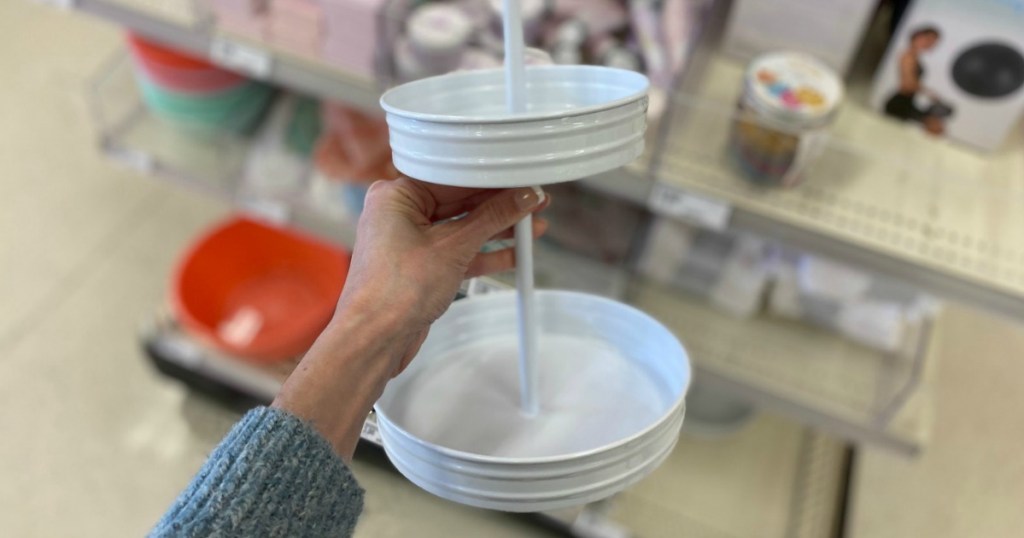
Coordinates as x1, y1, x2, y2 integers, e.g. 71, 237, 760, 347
728, 52, 843, 188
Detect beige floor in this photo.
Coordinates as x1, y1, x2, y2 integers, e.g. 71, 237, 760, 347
4, 3, 1024, 538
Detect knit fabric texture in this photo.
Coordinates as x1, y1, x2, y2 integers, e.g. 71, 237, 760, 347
150, 406, 364, 537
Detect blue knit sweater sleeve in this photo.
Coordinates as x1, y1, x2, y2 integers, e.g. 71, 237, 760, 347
150, 406, 365, 537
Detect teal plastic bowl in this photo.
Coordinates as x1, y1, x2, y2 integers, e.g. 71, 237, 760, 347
135, 70, 276, 135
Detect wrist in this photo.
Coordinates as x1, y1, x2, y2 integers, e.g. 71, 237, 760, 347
273, 298, 413, 460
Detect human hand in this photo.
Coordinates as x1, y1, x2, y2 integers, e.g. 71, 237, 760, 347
274, 177, 549, 459
336, 177, 549, 376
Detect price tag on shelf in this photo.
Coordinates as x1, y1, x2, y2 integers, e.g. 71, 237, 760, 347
648, 182, 732, 231
360, 418, 383, 446
35, 0, 76, 10
240, 199, 291, 224
210, 38, 271, 78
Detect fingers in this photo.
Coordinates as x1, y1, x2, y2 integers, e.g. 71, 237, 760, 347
466, 248, 517, 277
469, 219, 550, 276
488, 217, 549, 242
451, 187, 546, 245
433, 190, 498, 221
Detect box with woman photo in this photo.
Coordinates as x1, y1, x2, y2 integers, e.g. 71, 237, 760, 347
870, 0, 1024, 151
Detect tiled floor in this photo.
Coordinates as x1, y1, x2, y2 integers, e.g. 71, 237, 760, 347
4, 3, 1024, 538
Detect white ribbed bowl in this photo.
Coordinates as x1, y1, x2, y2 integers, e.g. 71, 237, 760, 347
374, 290, 690, 512
379, 66, 649, 187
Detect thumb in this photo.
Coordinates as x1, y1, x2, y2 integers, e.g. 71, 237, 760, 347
452, 186, 546, 244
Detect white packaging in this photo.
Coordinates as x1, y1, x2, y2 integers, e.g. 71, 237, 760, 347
836, 300, 907, 353
709, 235, 770, 318
638, 217, 695, 285
640, 219, 769, 319
797, 254, 872, 301
871, 0, 1024, 151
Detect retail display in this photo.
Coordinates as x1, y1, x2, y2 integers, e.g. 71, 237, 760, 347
768, 249, 939, 353
378, 0, 710, 119
871, 0, 1024, 150
639, 218, 770, 319
127, 34, 275, 135
209, 0, 268, 39
171, 216, 351, 363
64, 0, 1024, 483
638, 218, 941, 354
267, 0, 324, 56
240, 96, 314, 199
721, 0, 876, 75
728, 52, 843, 187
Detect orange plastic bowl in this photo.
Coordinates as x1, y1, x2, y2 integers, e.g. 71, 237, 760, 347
171, 216, 351, 363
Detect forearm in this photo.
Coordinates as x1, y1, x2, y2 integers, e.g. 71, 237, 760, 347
151, 407, 364, 537
272, 296, 414, 461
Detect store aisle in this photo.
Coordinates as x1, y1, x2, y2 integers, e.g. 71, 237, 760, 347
0, 4, 554, 536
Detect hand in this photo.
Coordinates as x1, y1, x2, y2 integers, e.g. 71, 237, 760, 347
274, 177, 549, 460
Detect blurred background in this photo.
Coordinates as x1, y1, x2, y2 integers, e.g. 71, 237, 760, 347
2, 0, 1024, 536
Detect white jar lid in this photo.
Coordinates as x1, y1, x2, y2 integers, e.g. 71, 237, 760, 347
407, 4, 474, 57
743, 52, 843, 128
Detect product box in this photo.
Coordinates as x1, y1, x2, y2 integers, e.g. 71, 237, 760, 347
870, 0, 1024, 150
721, 0, 877, 75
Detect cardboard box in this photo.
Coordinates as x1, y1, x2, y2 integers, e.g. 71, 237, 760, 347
870, 0, 1024, 151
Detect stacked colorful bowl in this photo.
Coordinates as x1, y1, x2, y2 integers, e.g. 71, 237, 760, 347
127, 34, 275, 135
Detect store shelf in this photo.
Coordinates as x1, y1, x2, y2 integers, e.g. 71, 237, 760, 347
630, 279, 935, 456
647, 55, 1024, 320
66, 0, 1024, 322
73, 0, 382, 111
88, 51, 361, 244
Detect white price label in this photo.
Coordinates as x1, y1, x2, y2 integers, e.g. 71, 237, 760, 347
360, 418, 383, 445
210, 38, 271, 78
648, 182, 731, 231
240, 199, 291, 224
36, 0, 75, 10
157, 335, 205, 369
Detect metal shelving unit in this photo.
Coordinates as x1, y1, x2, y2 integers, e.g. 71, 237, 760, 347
70, 0, 1024, 322
645, 56, 1024, 320
631, 280, 935, 456
74, 0, 383, 111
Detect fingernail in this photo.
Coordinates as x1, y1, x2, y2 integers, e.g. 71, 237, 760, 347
515, 186, 545, 210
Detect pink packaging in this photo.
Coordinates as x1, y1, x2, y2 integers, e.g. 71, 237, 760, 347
271, 34, 321, 57
217, 14, 269, 40
551, 0, 627, 35
319, 0, 388, 77
269, 16, 322, 38
210, 0, 267, 16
